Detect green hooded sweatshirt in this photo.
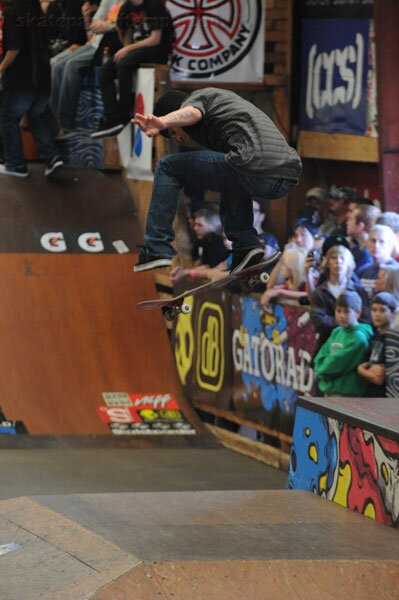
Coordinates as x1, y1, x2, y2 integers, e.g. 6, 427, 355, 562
314, 322, 374, 396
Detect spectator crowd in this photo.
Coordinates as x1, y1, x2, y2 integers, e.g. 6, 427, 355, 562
174, 184, 399, 399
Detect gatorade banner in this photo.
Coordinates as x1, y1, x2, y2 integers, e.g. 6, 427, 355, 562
231, 296, 316, 434
118, 68, 154, 181
167, 0, 265, 83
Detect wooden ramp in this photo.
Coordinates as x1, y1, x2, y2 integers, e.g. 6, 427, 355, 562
0, 166, 202, 435
0, 490, 398, 599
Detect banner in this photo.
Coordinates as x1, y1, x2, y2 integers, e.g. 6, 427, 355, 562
173, 286, 232, 410
118, 68, 154, 181
300, 19, 370, 135
166, 0, 264, 83
231, 297, 316, 433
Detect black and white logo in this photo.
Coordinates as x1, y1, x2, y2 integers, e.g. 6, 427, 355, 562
167, 0, 262, 78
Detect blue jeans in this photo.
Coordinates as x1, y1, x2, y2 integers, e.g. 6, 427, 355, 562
0, 91, 57, 169
144, 150, 298, 256
50, 44, 96, 129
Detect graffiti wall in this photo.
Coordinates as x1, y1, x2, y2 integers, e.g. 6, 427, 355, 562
288, 405, 399, 528
173, 290, 316, 433
231, 296, 316, 433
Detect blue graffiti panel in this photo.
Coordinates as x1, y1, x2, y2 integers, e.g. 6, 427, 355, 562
287, 406, 338, 493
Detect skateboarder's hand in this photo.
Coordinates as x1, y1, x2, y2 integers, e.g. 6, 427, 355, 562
132, 113, 165, 137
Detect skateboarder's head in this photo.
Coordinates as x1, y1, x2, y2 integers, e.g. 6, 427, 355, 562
154, 90, 188, 137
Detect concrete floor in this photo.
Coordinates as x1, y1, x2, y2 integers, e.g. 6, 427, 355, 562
0, 447, 287, 500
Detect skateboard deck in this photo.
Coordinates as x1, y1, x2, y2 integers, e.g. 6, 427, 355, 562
137, 252, 281, 320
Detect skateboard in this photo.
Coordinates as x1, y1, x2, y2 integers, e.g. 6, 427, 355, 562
137, 252, 281, 321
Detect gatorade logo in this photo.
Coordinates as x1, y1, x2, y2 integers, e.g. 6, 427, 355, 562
77, 232, 104, 253
196, 302, 224, 392
40, 232, 67, 253
167, 0, 262, 79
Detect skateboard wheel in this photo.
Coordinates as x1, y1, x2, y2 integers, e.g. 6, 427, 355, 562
181, 303, 192, 315
164, 309, 176, 321
260, 272, 269, 285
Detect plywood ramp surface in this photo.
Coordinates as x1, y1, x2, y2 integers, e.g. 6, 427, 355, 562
0, 491, 398, 599
0, 254, 201, 434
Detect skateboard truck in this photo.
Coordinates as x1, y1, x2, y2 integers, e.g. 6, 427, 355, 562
163, 299, 192, 321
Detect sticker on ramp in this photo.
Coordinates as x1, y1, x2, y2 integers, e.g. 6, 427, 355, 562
97, 393, 196, 435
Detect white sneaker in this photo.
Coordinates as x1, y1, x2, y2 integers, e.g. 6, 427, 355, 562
45, 156, 64, 177
0, 164, 29, 178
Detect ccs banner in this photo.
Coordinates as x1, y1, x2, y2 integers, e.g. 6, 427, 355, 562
300, 19, 370, 135
118, 68, 154, 181
166, 0, 265, 83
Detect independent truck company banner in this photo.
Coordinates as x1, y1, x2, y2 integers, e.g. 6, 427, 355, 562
300, 19, 370, 135
167, 0, 264, 83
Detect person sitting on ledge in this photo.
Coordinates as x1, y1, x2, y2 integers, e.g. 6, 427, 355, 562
314, 291, 373, 397
91, 0, 175, 139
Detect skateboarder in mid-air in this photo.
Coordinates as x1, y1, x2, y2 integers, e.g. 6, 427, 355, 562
132, 88, 302, 274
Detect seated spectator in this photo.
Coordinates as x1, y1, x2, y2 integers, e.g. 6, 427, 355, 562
357, 292, 398, 397
357, 224, 397, 297
0, 0, 63, 177
346, 195, 377, 218
50, 0, 122, 137
47, 0, 89, 65
314, 291, 373, 397
309, 239, 370, 351
377, 212, 399, 260
290, 218, 317, 252
268, 218, 317, 288
374, 263, 399, 329
306, 233, 350, 291
318, 185, 357, 237
346, 203, 380, 273
170, 208, 229, 284
261, 246, 308, 306
91, 0, 175, 138
252, 199, 280, 258
297, 186, 328, 227
190, 209, 229, 267
375, 263, 399, 297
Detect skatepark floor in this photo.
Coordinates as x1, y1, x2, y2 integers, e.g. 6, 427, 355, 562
0, 447, 287, 500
